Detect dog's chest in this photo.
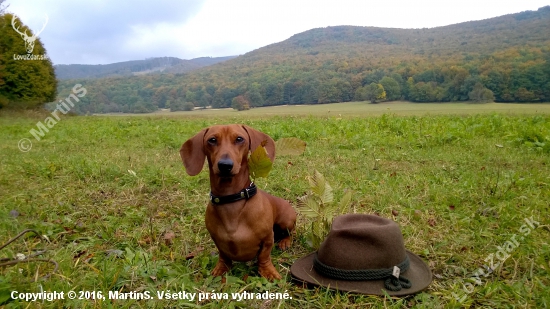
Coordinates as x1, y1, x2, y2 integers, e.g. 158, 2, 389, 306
210, 223, 262, 259
205, 204, 270, 259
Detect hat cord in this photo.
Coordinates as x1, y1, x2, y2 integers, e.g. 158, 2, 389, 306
384, 275, 412, 291
313, 254, 412, 291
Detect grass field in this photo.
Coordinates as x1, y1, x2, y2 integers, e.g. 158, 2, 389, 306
121, 101, 550, 118
1, 103, 549, 308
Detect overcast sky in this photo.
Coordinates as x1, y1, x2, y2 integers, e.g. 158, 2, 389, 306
5, 0, 550, 65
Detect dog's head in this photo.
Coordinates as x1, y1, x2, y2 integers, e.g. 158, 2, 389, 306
180, 124, 276, 177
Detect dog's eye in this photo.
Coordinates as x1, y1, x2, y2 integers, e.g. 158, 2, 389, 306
235, 136, 244, 143
207, 137, 217, 145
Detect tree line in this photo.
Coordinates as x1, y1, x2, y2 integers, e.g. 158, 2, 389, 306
54, 44, 550, 114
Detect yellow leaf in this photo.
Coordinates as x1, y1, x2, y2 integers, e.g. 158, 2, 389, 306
248, 144, 273, 179
274, 137, 307, 156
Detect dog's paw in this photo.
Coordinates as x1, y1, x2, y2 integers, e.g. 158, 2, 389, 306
258, 265, 282, 281
211, 261, 231, 277
277, 237, 292, 250
258, 263, 282, 281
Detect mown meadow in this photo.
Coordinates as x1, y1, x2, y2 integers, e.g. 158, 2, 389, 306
0, 104, 549, 308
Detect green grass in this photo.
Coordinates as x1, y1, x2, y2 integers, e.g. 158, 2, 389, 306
120, 101, 550, 118
1, 104, 549, 308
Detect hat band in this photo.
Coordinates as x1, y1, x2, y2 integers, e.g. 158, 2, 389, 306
313, 254, 412, 291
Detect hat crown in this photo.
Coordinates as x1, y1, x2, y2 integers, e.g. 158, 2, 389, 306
317, 214, 407, 270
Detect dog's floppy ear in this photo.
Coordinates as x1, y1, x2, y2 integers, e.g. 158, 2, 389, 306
242, 125, 276, 162
180, 128, 208, 176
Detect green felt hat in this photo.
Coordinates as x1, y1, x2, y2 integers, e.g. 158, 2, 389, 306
291, 214, 432, 296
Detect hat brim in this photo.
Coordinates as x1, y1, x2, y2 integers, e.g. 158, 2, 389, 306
290, 250, 432, 296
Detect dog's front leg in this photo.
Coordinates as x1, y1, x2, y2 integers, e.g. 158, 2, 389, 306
212, 251, 232, 276
257, 234, 282, 280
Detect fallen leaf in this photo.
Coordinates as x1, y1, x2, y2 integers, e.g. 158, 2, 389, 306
449, 205, 455, 211
105, 249, 124, 258
392, 209, 399, 216
185, 247, 204, 260
428, 217, 436, 227
138, 236, 152, 245
163, 231, 176, 246
83, 253, 94, 263
274, 137, 307, 156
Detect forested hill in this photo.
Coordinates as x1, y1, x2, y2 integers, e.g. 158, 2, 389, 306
54, 56, 236, 79
54, 6, 550, 114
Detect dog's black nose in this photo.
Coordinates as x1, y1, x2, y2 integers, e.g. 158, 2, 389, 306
218, 158, 234, 174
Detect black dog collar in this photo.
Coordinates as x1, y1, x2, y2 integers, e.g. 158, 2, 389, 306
210, 183, 257, 205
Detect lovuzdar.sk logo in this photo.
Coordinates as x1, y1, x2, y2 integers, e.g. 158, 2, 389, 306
11, 14, 50, 60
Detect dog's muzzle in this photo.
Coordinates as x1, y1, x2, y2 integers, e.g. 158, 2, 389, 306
217, 158, 234, 176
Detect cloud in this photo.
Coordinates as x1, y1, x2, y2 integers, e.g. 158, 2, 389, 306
8, 0, 206, 64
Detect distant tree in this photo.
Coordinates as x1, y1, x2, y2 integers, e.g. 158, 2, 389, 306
403, 77, 415, 100
152, 87, 169, 108
264, 83, 282, 106
365, 83, 386, 103
515, 87, 538, 102
458, 76, 481, 101
484, 70, 506, 101
245, 87, 264, 107
212, 88, 224, 108
183, 102, 195, 111
468, 83, 494, 103
379, 76, 401, 101
185, 90, 197, 104
131, 99, 157, 113
362, 69, 385, 85
198, 92, 212, 108
170, 98, 189, 111
353, 86, 368, 101
292, 83, 318, 104
231, 95, 250, 110
409, 81, 445, 102
205, 84, 216, 96
0, 13, 57, 109
212, 86, 239, 108
282, 82, 294, 104
317, 81, 339, 103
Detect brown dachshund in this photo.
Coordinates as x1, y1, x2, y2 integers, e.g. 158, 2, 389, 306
180, 124, 296, 280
